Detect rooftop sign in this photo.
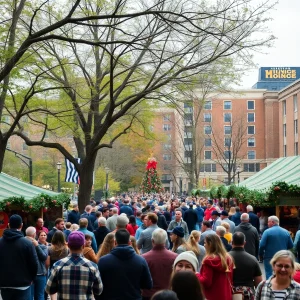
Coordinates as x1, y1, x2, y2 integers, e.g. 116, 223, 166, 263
259, 67, 300, 81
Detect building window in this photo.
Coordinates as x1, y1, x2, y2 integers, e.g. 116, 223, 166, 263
204, 151, 212, 160
163, 124, 171, 131
294, 95, 298, 112
247, 100, 255, 110
283, 100, 286, 116
248, 150, 256, 159
149, 125, 154, 132
224, 150, 231, 159
184, 157, 192, 163
163, 165, 171, 170
184, 131, 192, 138
224, 137, 231, 147
248, 125, 255, 135
243, 163, 260, 172
283, 124, 286, 137
224, 101, 232, 110
205, 138, 212, 147
204, 113, 212, 122
295, 142, 298, 155
204, 125, 212, 134
163, 154, 171, 160
224, 126, 231, 135
294, 120, 298, 135
166, 134, 171, 141
163, 114, 171, 121
200, 164, 216, 172
224, 113, 232, 123
184, 106, 193, 113
247, 113, 255, 122
283, 145, 287, 157
248, 138, 255, 147
204, 100, 212, 110
185, 143, 192, 151
184, 119, 193, 126
161, 174, 172, 180
163, 144, 172, 150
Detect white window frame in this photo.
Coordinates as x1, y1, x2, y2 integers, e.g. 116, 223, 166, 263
224, 125, 231, 135
283, 100, 286, 116
247, 125, 255, 135
247, 100, 255, 110
204, 113, 212, 122
163, 114, 171, 121
204, 125, 212, 135
247, 150, 256, 159
204, 138, 212, 147
294, 95, 298, 112
204, 100, 212, 110
224, 137, 232, 147
247, 113, 255, 123
163, 154, 172, 161
223, 100, 232, 110
248, 137, 255, 147
204, 150, 212, 160
224, 112, 232, 123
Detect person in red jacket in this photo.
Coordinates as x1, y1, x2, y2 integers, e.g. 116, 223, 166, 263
203, 200, 216, 221
126, 215, 138, 236
199, 234, 234, 300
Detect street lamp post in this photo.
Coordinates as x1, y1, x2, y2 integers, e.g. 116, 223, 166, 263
6, 148, 33, 184
105, 167, 109, 199
179, 177, 182, 195
237, 165, 241, 186
57, 162, 62, 192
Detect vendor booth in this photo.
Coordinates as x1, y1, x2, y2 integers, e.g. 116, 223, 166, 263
0, 172, 70, 236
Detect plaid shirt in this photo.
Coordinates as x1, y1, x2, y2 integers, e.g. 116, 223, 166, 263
46, 253, 103, 300
255, 277, 300, 300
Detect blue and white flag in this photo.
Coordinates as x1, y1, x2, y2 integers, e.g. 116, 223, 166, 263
65, 158, 81, 184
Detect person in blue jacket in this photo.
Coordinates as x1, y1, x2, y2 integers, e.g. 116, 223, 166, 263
96, 229, 152, 300
259, 215, 293, 279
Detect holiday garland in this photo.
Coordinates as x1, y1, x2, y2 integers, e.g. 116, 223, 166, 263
0, 193, 70, 212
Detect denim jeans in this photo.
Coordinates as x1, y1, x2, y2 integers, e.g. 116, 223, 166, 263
1, 287, 31, 300
264, 258, 273, 280
31, 275, 47, 300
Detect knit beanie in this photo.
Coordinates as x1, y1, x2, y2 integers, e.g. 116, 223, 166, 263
173, 251, 199, 272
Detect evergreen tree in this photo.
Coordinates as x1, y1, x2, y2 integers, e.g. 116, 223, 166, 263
141, 156, 164, 193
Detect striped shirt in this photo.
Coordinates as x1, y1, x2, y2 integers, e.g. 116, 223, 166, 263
46, 253, 103, 300
255, 277, 300, 300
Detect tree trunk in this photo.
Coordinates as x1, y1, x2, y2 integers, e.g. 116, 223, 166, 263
0, 139, 8, 172
77, 154, 97, 212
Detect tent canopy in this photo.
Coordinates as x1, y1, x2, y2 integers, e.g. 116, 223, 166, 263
0, 172, 58, 201
239, 156, 300, 191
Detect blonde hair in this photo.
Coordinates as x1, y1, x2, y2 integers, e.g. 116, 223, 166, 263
130, 236, 140, 255
96, 233, 115, 261
70, 224, 79, 231
204, 234, 233, 272
187, 230, 200, 256
228, 207, 236, 216
221, 222, 230, 232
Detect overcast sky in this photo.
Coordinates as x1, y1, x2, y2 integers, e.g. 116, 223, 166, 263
240, 0, 300, 88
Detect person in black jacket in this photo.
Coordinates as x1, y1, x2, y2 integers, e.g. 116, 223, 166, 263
246, 205, 260, 233
183, 204, 198, 233
0, 214, 39, 300
67, 204, 80, 225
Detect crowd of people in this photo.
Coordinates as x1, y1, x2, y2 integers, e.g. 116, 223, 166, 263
0, 194, 300, 299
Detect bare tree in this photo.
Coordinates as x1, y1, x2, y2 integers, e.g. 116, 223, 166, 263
210, 115, 249, 185
1, 0, 276, 209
